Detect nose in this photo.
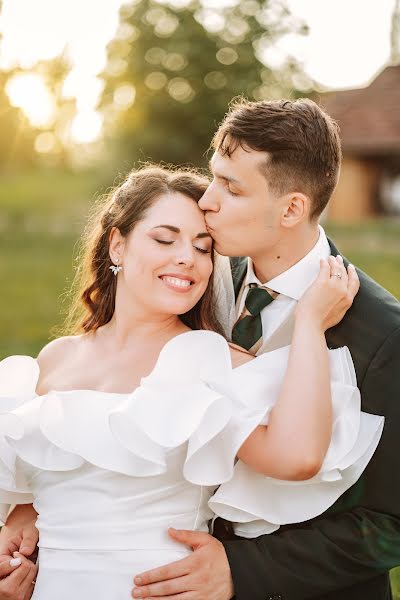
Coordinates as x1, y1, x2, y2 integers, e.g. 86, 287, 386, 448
199, 182, 220, 212
173, 243, 195, 268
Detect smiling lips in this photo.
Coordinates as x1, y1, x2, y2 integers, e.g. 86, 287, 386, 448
159, 274, 195, 293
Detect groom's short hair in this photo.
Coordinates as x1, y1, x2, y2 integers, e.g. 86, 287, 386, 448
212, 98, 341, 220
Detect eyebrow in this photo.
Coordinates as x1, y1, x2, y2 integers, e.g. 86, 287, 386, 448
151, 225, 211, 239
208, 160, 241, 185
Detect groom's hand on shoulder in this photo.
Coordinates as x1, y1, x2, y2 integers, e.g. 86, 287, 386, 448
131, 528, 234, 600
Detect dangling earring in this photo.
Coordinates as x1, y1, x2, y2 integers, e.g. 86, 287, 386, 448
109, 257, 122, 276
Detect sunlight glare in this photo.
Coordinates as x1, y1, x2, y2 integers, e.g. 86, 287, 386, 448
35, 132, 58, 153
71, 111, 103, 144
6, 73, 55, 127
62, 73, 104, 110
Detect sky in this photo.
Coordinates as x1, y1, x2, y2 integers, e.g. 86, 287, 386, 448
283, 0, 394, 88
0, 0, 396, 143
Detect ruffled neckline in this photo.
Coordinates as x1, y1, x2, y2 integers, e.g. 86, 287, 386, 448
29, 330, 257, 399
0, 331, 278, 482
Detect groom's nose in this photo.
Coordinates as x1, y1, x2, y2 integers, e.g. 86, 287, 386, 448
199, 183, 220, 212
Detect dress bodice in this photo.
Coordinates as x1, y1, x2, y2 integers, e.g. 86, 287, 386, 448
0, 330, 384, 546
22, 449, 214, 551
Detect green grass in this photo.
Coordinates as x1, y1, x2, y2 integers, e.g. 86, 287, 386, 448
325, 219, 400, 300
1, 170, 400, 595
0, 167, 102, 221
0, 168, 102, 358
0, 230, 77, 357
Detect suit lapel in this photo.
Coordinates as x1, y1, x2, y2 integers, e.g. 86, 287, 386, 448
325, 238, 351, 350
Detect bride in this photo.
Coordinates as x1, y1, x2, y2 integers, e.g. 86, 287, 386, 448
0, 166, 382, 600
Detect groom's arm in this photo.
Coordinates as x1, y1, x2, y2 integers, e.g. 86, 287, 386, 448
223, 326, 400, 600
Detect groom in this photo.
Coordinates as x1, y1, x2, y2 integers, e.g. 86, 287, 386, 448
131, 98, 400, 600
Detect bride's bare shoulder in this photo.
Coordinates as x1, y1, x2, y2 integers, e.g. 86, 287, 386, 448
228, 342, 254, 369
36, 335, 84, 371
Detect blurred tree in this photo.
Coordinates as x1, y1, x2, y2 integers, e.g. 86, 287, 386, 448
0, 0, 78, 169
0, 0, 37, 168
30, 55, 77, 167
101, 0, 311, 168
0, 55, 77, 169
0, 69, 39, 169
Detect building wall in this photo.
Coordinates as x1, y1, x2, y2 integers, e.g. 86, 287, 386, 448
327, 157, 381, 222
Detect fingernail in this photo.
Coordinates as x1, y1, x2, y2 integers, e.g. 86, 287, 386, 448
349, 263, 355, 269
10, 558, 22, 567
134, 577, 142, 585
337, 255, 343, 261
134, 589, 143, 598
12, 551, 20, 557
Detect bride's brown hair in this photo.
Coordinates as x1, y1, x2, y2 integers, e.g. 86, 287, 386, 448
63, 165, 225, 336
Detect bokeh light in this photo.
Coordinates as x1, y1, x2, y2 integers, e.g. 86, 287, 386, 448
6, 73, 55, 127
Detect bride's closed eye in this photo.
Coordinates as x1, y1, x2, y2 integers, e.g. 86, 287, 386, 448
154, 239, 211, 254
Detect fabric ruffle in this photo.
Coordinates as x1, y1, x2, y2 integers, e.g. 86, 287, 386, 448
0, 331, 384, 536
207, 343, 384, 536
0, 356, 39, 507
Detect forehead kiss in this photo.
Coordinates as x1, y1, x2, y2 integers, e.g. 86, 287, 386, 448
143, 192, 213, 246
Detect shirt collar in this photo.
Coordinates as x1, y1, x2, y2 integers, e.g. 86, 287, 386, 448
244, 226, 331, 301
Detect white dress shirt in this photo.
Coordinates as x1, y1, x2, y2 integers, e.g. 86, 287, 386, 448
235, 226, 331, 355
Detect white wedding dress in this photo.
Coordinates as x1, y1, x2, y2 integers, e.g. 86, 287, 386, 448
0, 331, 384, 600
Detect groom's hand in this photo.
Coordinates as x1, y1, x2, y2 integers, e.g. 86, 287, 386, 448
0, 554, 37, 600
132, 528, 234, 599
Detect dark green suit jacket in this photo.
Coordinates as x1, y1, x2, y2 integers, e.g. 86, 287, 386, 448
217, 239, 400, 600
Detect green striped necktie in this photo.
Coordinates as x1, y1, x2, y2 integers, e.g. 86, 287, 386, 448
232, 284, 279, 353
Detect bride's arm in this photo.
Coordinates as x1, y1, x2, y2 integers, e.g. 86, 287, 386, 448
236, 256, 359, 481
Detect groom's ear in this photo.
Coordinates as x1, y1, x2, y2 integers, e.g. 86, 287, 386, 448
280, 192, 309, 228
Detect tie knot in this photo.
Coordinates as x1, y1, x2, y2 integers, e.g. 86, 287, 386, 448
245, 286, 276, 316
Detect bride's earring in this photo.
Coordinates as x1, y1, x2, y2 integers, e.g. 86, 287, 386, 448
109, 257, 122, 276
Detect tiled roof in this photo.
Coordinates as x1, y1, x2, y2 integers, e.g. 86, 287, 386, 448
319, 65, 400, 155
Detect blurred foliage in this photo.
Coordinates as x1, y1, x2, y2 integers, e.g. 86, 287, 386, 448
0, 70, 38, 168
30, 56, 78, 165
101, 0, 311, 167
0, 0, 311, 169
0, 1, 38, 166
0, 56, 77, 170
